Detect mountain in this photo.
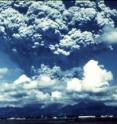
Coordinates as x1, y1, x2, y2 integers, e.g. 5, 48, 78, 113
0, 101, 117, 118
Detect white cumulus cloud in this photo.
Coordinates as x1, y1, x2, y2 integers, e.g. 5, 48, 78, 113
51, 91, 62, 100
67, 78, 82, 92
82, 60, 113, 92
101, 26, 117, 44
66, 60, 113, 93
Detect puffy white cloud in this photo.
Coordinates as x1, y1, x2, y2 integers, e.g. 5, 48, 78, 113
66, 60, 113, 93
35, 91, 50, 102
40, 75, 51, 83
107, 31, 117, 43
14, 74, 31, 85
82, 60, 113, 92
100, 26, 117, 44
51, 91, 62, 100
0, 59, 114, 107
38, 74, 55, 87
67, 78, 82, 92
14, 74, 38, 90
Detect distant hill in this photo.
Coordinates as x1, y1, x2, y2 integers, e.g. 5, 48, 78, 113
0, 101, 117, 118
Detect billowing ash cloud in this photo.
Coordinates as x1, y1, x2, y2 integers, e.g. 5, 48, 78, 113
0, 0, 116, 107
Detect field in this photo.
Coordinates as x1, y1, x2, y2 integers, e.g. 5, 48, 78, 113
0, 118, 117, 124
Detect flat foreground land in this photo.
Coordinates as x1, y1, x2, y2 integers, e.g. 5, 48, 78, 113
0, 118, 117, 124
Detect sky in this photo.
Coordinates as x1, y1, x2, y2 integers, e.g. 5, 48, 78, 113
0, 0, 117, 113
